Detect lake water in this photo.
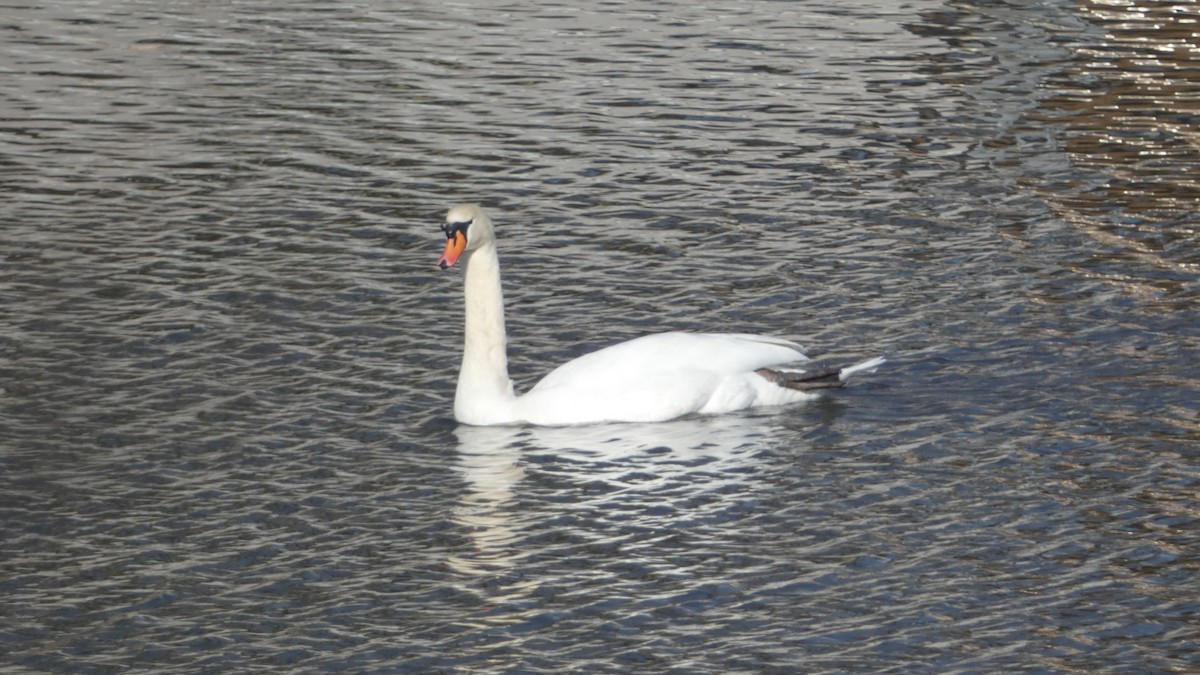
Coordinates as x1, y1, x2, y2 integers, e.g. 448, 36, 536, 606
3, 0, 1198, 672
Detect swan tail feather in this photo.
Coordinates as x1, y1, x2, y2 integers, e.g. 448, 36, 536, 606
756, 356, 885, 391
838, 356, 886, 381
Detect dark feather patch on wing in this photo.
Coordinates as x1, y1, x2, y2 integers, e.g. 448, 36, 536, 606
756, 365, 845, 391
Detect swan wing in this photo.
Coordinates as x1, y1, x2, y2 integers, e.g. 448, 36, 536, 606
532, 332, 807, 388
514, 332, 810, 425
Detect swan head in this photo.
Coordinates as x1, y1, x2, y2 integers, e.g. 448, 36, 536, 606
437, 204, 494, 269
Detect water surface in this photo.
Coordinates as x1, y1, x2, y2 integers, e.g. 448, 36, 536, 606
2, 0, 1198, 672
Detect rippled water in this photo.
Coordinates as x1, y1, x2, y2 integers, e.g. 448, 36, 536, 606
3, 0, 1198, 672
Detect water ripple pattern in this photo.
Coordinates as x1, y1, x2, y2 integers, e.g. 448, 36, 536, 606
2, 0, 1197, 673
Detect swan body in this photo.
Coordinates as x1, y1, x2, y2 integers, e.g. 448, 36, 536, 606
437, 204, 883, 426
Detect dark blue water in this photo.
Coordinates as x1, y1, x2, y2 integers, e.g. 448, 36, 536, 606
3, 0, 1198, 672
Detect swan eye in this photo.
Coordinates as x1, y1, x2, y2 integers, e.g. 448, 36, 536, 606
442, 219, 472, 239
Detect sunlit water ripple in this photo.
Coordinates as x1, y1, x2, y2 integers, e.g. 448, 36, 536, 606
2, 0, 1198, 672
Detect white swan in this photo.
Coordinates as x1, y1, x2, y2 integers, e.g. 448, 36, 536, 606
437, 204, 883, 426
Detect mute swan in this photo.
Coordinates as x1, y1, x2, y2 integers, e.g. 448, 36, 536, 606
437, 204, 883, 426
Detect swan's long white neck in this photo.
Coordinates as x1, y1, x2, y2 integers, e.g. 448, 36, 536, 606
455, 240, 517, 424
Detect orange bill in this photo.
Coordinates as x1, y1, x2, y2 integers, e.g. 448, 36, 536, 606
437, 231, 467, 269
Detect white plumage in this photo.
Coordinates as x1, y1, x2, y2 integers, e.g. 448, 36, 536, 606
435, 204, 882, 426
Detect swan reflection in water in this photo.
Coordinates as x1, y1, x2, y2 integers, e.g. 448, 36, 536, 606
446, 412, 794, 586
